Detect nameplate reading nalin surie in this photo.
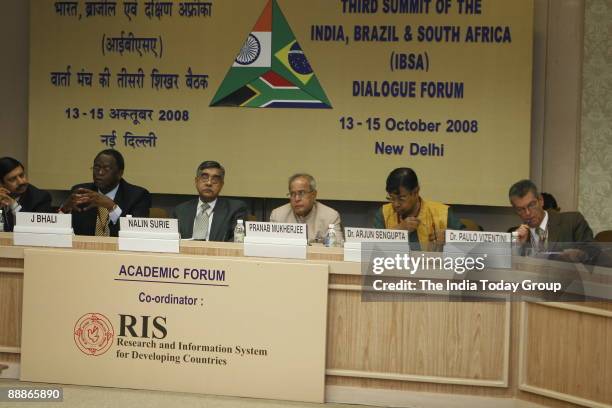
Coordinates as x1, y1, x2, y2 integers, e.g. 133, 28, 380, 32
119, 217, 178, 233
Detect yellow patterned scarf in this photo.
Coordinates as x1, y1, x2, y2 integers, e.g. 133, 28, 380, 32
381, 199, 449, 247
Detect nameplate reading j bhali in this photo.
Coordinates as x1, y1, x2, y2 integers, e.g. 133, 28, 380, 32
13, 212, 73, 248
17, 212, 72, 229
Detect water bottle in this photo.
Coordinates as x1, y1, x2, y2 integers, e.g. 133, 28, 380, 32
0, 210, 4, 232
233, 219, 245, 243
511, 231, 520, 256
324, 224, 337, 247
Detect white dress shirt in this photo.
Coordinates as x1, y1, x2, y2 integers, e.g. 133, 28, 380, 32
100, 184, 123, 224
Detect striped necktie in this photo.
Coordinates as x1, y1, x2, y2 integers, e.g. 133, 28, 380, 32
192, 202, 210, 240
95, 207, 110, 236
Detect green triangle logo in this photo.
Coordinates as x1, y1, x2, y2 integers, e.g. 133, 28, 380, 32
210, 0, 332, 109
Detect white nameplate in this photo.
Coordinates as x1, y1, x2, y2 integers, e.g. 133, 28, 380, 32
244, 222, 307, 259
16, 212, 71, 229
13, 212, 73, 248
445, 230, 511, 243
118, 217, 179, 253
444, 230, 511, 269
344, 227, 408, 242
245, 221, 307, 239
344, 227, 410, 262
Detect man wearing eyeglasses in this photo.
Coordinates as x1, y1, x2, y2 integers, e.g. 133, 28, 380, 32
269, 173, 342, 243
61, 149, 151, 236
509, 179, 593, 260
172, 161, 247, 241
373, 167, 464, 251
0, 157, 52, 232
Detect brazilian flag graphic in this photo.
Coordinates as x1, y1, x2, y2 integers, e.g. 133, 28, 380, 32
210, 0, 331, 109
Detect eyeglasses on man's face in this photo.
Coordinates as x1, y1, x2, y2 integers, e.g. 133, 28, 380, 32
513, 199, 539, 215
198, 174, 223, 184
288, 190, 313, 200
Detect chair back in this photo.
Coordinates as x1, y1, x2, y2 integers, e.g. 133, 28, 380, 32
594, 230, 612, 242
149, 207, 169, 219
459, 218, 483, 232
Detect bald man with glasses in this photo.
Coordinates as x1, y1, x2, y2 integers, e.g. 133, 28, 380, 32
269, 173, 342, 243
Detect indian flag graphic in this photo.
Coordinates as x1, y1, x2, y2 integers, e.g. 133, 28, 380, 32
211, 0, 331, 109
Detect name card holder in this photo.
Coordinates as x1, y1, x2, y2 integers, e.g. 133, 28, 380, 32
343, 227, 410, 262
244, 221, 307, 259
118, 217, 180, 253
443, 229, 511, 269
13, 212, 73, 248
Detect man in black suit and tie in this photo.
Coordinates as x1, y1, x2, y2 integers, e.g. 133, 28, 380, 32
61, 149, 151, 236
0, 157, 52, 232
172, 161, 248, 241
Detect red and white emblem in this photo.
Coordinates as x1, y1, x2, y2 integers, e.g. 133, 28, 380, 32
73, 313, 114, 356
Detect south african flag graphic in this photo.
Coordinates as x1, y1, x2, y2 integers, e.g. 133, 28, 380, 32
210, 0, 331, 109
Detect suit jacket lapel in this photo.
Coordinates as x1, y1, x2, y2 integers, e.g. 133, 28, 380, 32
546, 211, 561, 244
209, 198, 227, 241
114, 179, 126, 209
19, 187, 32, 211
183, 199, 198, 238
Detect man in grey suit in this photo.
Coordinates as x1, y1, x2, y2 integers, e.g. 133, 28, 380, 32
509, 179, 594, 262
172, 161, 248, 241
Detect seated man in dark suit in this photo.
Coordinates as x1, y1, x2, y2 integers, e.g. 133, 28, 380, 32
0, 157, 52, 231
61, 149, 151, 236
509, 179, 594, 262
172, 161, 247, 241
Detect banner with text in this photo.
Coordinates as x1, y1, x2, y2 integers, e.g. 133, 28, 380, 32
29, 0, 533, 205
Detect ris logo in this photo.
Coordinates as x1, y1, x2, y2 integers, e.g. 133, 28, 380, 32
74, 313, 114, 356
118, 314, 168, 339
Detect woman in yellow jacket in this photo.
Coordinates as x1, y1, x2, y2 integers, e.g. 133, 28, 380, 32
373, 168, 464, 251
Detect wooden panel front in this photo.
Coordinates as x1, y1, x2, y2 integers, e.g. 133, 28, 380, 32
522, 303, 612, 406
327, 288, 508, 384
0, 272, 23, 348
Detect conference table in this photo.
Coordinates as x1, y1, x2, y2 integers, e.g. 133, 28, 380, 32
0, 231, 610, 408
